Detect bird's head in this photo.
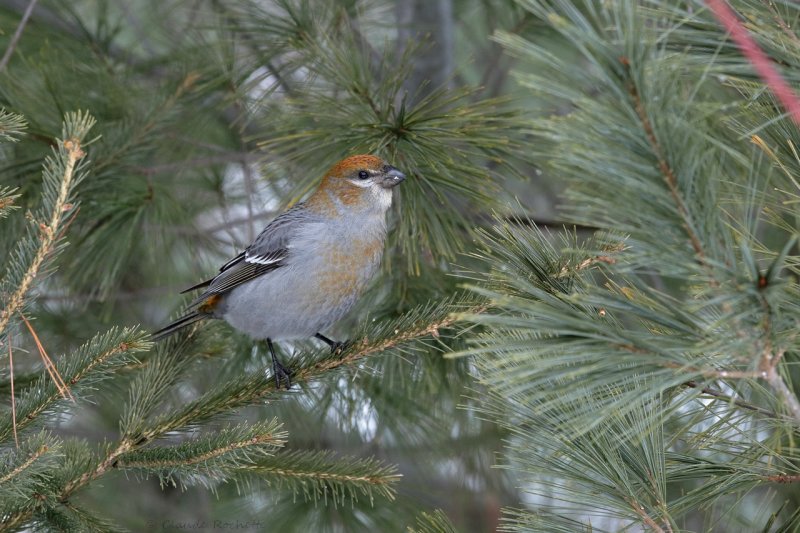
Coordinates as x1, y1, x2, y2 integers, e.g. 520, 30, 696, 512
307, 155, 405, 215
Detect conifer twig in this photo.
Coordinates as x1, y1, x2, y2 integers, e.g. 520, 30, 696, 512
0, 0, 39, 72
684, 380, 780, 419
115, 432, 285, 469
0, 336, 140, 442
756, 309, 800, 422
627, 79, 709, 271
238, 463, 398, 489
0, 443, 48, 485
765, 473, 800, 483
763, 357, 800, 422
0, 136, 86, 338
759, 0, 800, 46
626, 497, 667, 533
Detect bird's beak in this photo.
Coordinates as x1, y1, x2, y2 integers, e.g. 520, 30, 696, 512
380, 166, 406, 189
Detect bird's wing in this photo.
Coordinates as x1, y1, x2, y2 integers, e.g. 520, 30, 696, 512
186, 204, 315, 306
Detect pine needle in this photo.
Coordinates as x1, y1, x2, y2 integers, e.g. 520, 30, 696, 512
19, 313, 73, 402
6, 335, 17, 448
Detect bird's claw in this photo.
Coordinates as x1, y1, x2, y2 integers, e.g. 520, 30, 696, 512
271, 359, 293, 389
330, 340, 350, 356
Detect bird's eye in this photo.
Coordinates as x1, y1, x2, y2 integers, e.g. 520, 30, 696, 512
358, 170, 369, 180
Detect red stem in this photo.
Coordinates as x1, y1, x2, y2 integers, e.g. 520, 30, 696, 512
705, 0, 800, 125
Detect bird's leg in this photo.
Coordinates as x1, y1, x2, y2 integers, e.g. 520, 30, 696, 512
267, 338, 292, 389
315, 333, 349, 355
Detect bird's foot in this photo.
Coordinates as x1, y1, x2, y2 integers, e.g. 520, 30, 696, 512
329, 340, 350, 356
271, 359, 293, 390
315, 333, 350, 356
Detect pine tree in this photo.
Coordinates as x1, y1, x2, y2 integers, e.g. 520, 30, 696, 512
456, 0, 800, 530
2, 0, 799, 532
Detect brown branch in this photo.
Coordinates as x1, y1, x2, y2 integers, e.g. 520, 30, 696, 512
239, 463, 400, 488
116, 433, 286, 469
58, 439, 135, 503
764, 473, 800, 483
616, 341, 798, 424
627, 80, 709, 270
626, 497, 666, 533
0, 443, 47, 484
130, 153, 257, 176
756, 298, 800, 422
683, 380, 785, 420
150, 306, 477, 440
764, 362, 800, 422
297, 308, 477, 380
479, 14, 534, 98
0, 0, 39, 72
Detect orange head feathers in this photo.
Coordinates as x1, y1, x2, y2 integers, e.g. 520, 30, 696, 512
306, 155, 405, 215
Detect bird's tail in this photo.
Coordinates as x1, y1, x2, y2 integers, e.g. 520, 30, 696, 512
151, 311, 206, 340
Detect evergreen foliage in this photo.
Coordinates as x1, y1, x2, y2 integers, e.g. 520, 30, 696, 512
456, 0, 800, 530
0, 0, 799, 531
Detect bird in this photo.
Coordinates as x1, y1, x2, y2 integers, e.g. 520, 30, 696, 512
152, 155, 405, 389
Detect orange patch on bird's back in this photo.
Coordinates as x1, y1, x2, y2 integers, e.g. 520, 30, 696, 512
199, 294, 222, 314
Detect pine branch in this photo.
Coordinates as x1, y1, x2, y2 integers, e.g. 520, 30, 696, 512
39, 502, 127, 533
0, 187, 20, 219
253, 22, 527, 270
144, 295, 475, 440
407, 509, 459, 533
235, 449, 401, 506
626, 496, 668, 533
755, 293, 800, 422
0, 111, 94, 340
683, 380, 781, 419
0, 327, 150, 442
0, 431, 60, 515
0, 108, 27, 143
626, 77, 710, 273
763, 357, 800, 422
114, 420, 287, 488
0, 296, 462, 528
119, 325, 203, 439
0, 442, 47, 485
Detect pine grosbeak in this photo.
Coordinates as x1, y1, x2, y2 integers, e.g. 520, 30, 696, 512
153, 155, 405, 388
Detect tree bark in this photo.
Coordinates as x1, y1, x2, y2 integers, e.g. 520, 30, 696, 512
396, 0, 454, 102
